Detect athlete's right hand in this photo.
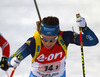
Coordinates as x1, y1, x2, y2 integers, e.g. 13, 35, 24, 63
10, 57, 20, 67
0, 57, 9, 71
76, 17, 86, 28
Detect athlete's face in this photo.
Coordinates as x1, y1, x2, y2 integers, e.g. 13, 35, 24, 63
40, 34, 58, 49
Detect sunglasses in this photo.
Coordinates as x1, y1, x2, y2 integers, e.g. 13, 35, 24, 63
40, 35, 58, 42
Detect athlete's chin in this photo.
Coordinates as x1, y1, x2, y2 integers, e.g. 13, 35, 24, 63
45, 46, 53, 49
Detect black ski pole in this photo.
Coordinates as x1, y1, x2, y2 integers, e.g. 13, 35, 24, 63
33, 0, 42, 22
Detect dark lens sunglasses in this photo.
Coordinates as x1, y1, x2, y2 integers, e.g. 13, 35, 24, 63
40, 35, 58, 42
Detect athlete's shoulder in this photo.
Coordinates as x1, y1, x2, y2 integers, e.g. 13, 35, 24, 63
27, 37, 35, 42
60, 31, 75, 44
0, 33, 8, 45
0, 33, 2, 36
0, 33, 1, 36
0, 33, 3, 39
25, 37, 35, 46
0, 33, 5, 38
61, 31, 73, 37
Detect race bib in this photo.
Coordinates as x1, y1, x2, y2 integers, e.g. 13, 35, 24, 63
38, 62, 61, 73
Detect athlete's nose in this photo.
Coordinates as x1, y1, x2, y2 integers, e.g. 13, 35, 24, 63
45, 41, 51, 44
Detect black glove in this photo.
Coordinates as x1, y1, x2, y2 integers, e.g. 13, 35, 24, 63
0, 57, 9, 71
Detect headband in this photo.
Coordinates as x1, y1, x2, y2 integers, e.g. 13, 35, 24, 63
40, 22, 59, 36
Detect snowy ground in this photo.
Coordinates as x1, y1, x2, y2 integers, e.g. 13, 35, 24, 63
0, 0, 100, 77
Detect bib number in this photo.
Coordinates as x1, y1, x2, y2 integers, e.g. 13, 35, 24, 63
38, 62, 61, 73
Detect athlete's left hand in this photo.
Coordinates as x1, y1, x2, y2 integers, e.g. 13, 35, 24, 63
0, 57, 9, 71
10, 57, 21, 67
76, 17, 87, 28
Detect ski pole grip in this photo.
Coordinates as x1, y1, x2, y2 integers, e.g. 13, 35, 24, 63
76, 13, 82, 31
76, 13, 81, 18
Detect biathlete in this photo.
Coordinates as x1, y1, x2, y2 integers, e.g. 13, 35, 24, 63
8, 16, 99, 77
0, 33, 10, 71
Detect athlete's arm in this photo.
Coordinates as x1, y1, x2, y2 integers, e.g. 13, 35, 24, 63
0, 34, 10, 71
76, 27, 99, 46
7, 37, 35, 67
0, 34, 10, 57
63, 27, 99, 46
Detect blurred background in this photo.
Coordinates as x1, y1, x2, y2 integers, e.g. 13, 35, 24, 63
0, 0, 100, 77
